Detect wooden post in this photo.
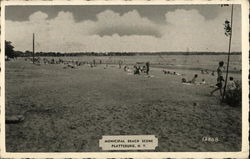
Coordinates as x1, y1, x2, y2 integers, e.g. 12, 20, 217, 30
222, 4, 234, 102
33, 33, 35, 64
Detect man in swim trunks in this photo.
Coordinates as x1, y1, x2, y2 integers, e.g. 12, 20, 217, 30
210, 61, 224, 96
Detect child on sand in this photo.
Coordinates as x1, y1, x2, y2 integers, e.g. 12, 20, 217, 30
225, 77, 238, 102
227, 77, 236, 91
210, 61, 224, 96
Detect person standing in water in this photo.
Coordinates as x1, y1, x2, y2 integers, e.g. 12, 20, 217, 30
210, 61, 225, 96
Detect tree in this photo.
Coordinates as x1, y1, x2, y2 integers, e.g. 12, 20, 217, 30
5, 40, 15, 59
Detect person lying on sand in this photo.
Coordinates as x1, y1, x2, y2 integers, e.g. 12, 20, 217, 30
201, 79, 206, 84
201, 69, 209, 74
196, 79, 206, 85
163, 70, 168, 74
182, 78, 206, 85
63, 63, 76, 69
181, 74, 200, 85
163, 70, 182, 76
175, 72, 182, 76
182, 78, 187, 83
123, 66, 133, 73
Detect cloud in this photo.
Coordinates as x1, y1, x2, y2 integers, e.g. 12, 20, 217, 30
29, 11, 48, 22
92, 10, 161, 37
160, 8, 241, 52
5, 7, 241, 53
165, 9, 206, 25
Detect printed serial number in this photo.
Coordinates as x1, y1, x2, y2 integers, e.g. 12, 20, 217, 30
202, 136, 219, 142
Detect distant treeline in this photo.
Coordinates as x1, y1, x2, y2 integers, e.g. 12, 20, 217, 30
14, 51, 241, 57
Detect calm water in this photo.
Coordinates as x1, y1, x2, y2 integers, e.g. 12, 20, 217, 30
41, 54, 241, 71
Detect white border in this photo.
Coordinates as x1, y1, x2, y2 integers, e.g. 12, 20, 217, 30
0, 0, 249, 158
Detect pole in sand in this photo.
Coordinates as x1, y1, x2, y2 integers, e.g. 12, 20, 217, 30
32, 33, 35, 64
222, 4, 234, 102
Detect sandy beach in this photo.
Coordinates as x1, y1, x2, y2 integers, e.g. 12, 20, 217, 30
5, 57, 242, 152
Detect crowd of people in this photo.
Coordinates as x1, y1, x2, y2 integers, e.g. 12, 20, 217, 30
210, 61, 239, 102
174, 60, 239, 101
24, 57, 239, 101
25, 57, 99, 69
163, 70, 182, 76
123, 61, 150, 75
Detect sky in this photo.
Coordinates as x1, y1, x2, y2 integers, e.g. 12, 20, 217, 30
5, 5, 242, 53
